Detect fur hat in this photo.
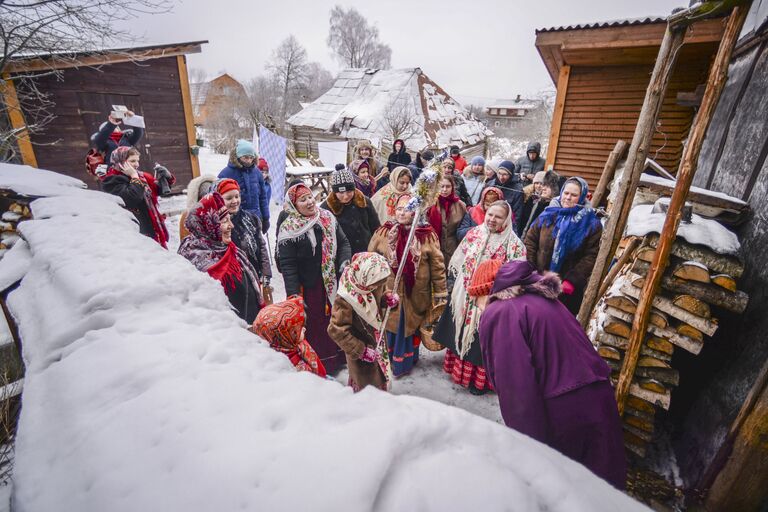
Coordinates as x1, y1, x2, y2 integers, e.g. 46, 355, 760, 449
331, 168, 356, 193
467, 259, 503, 297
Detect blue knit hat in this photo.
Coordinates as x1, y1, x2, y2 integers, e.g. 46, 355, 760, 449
235, 139, 256, 158
470, 156, 485, 166
498, 160, 515, 174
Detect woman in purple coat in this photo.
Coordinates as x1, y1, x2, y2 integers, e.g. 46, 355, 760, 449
478, 260, 626, 489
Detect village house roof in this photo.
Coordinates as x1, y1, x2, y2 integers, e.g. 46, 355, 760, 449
536, 16, 666, 34
286, 67, 492, 149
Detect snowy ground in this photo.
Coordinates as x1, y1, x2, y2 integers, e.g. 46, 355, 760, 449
161, 148, 503, 424
1, 162, 645, 511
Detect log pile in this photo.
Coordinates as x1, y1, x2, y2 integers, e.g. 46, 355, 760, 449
588, 217, 749, 457
0, 198, 31, 261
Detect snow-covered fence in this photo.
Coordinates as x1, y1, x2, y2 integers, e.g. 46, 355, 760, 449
0, 163, 646, 511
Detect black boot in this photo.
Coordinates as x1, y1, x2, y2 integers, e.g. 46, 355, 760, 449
468, 383, 487, 396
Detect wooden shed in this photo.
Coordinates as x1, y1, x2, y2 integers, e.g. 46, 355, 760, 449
1, 41, 207, 190
535, 17, 726, 187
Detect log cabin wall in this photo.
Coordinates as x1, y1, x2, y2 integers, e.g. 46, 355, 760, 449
554, 50, 712, 187
673, 25, 768, 509
13, 56, 195, 191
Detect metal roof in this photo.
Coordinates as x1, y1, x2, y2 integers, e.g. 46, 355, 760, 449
536, 16, 667, 34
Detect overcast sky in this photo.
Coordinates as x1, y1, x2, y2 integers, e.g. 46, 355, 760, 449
128, 0, 686, 104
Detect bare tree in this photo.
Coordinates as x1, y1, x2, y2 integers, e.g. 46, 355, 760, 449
380, 97, 420, 143
0, 0, 173, 161
205, 92, 251, 154
327, 6, 391, 69
245, 75, 282, 130
267, 35, 309, 131
302, 62, 334, 102
189, 67, 208, 84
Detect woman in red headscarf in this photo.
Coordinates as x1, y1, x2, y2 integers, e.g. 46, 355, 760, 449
253, 296, 327, 377
101, 146, 173, 248
368, 194, 447, 376
426, 174, 467, 267
178, 192, 263, 323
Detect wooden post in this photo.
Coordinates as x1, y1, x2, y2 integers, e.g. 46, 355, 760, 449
0, 74, 37, 167
576, 24, 687, 328
176, 56, 201, 178
544, 65, 570, 166
614, 5, 750, 416
591, 140, 628, 208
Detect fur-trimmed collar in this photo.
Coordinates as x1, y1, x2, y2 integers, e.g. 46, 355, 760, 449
326, 188, 368, 215
185, 175, 217, 208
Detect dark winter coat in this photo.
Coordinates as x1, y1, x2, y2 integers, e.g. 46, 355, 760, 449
518, 195, 549, 237
480, 265, 625, 489
457, 211, 477, 242
386, 139, 412, 170
428, 200, 467, 265
276, 221, 352, 297
91, 121, 144, 169
227, 267, 262, 324
321, 190, 381, 255
453, 173, 472, 206
515, 142, 546, 180
485, 176, 525, 235
101, 170, 168, 246
523, 218, 602, 314
231, 209, 272, 280
218, 151, 270, 225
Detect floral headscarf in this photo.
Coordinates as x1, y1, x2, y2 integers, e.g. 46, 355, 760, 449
178, 192, 259, 294
371, 166, 412, 223
277, 184, 339, 303
253, 296, 327, 377
448, 202, 526, 359
337, 252, 391, 328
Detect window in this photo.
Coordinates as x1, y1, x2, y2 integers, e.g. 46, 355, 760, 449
490, 108, 498, 115
517, 109, 526, 116
499, 108, 507, 116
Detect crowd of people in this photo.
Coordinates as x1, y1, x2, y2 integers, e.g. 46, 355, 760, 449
92, 121, 624, 489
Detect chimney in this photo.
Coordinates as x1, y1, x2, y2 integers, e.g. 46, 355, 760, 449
516, 94, 521, 102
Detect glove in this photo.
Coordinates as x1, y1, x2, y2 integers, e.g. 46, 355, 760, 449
562, 280, 575, 296
262, 218, 270, 234
360, 346, 377, 363
384, 292, 400, 309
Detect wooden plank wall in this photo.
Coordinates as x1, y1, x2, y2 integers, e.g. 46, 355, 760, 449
552, 48, 714, 188
14, 57, 193, 190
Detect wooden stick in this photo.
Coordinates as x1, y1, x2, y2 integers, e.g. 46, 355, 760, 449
577, 24, 687, 328
592, 140, 628, 208
615, 5, 749, 416
597, 236, 640, 300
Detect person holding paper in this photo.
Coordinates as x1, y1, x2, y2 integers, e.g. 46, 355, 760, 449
90, 109, 144, 170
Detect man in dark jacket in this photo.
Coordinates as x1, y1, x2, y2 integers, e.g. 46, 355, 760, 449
90, 111, 144, 171
485, 160, 524, 234
386, 139, 412, 171
321, 168, 381, 255
515, 141, 546, 186
218, 139, 270, 233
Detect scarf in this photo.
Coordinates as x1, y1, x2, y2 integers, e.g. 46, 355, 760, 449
381, 221, 435, 297
448, 206, 526, 359
277, 184, 339, 303
372, 166, 411, 222
467, 186, 502, 227
104, 152, 169, 249
253, 296, 327, 377
337, 252, 391, 328
178, 193, 259, 294
427, 189, 460, 239
354, 173, 376, 197
535, 177, 601, 273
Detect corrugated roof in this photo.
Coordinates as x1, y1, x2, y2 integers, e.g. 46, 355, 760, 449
536, 16, 666, 34
287, 68, 492, 149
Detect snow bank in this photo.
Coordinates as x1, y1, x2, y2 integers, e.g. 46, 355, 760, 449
3, 164, 645, 511
626, 204, 741, 256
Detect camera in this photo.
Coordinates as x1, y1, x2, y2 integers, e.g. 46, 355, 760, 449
153, 164, 173, 196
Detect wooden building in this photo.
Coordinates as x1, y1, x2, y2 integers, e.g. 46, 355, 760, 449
484, 95, 541, 129
190, 73, 248, 126
1, 41, 206, 190
535, 17, 725, 187
287, 67, 492, 161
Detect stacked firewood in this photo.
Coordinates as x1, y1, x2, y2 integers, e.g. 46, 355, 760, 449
0, 199, 31, 260
588, 233, 749, 457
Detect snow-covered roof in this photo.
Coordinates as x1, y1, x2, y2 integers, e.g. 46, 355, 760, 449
190, 82, 210, 108
2, 163, 646, 511
287, 68, 492, 149
536, 16, 666, 33
486, 100, 540, 110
